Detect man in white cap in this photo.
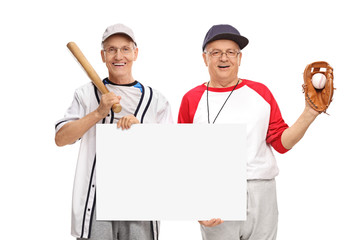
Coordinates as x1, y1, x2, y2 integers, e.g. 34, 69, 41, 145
55, 23, 173, 240
178, 24, 320, 240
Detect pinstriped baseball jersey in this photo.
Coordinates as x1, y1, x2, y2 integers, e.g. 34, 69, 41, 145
55, 79, 173, 239
178, 79, 289, 180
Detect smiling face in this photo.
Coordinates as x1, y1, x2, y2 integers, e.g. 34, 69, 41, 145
101, 34, 138, 84
203, 39, 242, 87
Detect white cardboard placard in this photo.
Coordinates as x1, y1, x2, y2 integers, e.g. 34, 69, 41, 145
96, 124, 247, 220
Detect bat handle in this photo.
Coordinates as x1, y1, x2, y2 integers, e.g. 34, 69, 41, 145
112, 103, 122, 113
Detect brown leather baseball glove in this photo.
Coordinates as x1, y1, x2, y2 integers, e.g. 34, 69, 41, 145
303, 61, 334, 113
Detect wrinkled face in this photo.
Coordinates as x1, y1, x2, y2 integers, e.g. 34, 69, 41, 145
101, 34, 138, 81
203, 39, 242, 82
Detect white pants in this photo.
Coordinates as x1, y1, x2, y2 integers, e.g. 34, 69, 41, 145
201, 179, 278, 240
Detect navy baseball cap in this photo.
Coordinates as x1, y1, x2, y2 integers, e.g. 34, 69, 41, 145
202, 24, 249, 51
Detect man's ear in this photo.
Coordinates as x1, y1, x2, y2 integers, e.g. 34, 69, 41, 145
133, 48, 139, 61
238, 52, 242, 66
101, 50, 106, 63
203, 52, 209, 67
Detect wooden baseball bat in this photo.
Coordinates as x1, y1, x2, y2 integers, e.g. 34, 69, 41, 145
67, 41, 122, 113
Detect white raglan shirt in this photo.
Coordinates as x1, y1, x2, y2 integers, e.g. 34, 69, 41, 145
55, 79, 173, 239
178, 79, 289, 180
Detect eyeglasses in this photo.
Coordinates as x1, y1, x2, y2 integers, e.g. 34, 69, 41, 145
205, 49, 241, 58
103, 46, 134, 56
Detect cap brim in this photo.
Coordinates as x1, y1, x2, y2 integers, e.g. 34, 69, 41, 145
102, 32, 137, 46
203, 33, 249, 51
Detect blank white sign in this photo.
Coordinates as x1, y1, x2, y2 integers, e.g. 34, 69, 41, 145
96, 124, 247, 221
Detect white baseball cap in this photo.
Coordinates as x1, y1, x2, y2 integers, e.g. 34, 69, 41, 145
102, 23, 137, 46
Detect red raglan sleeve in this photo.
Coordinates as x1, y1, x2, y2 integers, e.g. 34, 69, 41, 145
265, 91, 290, 154
245, 80, 289, 153
178, 94, 191, 123
177, 85, 206, 124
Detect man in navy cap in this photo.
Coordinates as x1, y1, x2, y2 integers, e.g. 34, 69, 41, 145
178, 24, 320, 240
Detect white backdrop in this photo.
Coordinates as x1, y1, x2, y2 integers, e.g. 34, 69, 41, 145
1, 0, 359, 239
